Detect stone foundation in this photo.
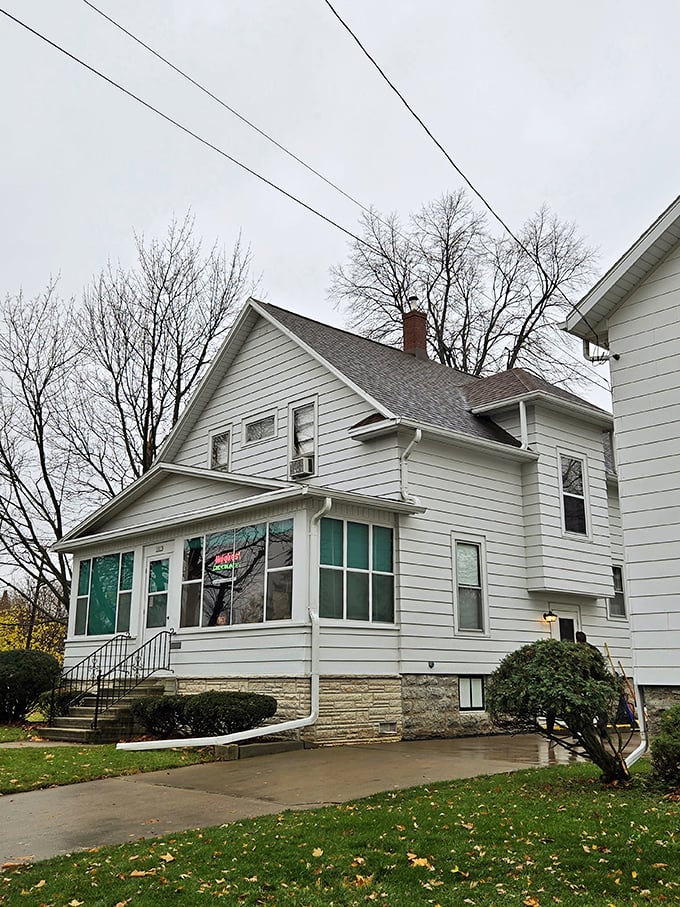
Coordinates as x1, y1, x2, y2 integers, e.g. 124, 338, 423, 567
642, 685, 680, 737
401, 674, 493, 739
176, 675, 402, 745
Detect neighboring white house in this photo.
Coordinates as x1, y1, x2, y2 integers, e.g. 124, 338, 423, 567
566, 195, 680, 731
55, 299, 632, 744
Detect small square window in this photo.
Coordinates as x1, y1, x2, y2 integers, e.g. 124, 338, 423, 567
459, 676, 485, 710
244, 414, 276, 444
609, 566, 626, 618
211, 431, 231, 470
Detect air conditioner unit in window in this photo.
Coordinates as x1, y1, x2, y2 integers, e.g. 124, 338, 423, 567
290, 456, 314, 478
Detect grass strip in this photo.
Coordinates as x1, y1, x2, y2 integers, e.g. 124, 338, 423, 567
2, 763, 677, 906
0, 744, 217, 793
0, 725, 32, 743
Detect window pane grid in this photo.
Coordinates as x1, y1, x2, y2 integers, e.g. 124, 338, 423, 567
561, 455, 587, 535
319, 519, 394, 623
455, 541, 484, 633
181, 519, 293, 628
76, 552, 134, 636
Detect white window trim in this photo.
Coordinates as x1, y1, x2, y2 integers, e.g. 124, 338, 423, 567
242, 410, 278, 447
557, 449, 591, 539
459, 675, 486, 711
288, 395, 318, 479
607, 564, 627, 620
452, 532, 490, 637
208, 426, 232, 471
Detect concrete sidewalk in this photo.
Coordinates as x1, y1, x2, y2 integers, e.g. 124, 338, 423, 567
1, 734, 577, 865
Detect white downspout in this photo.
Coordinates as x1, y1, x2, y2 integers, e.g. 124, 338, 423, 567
624, 681, 649, 769
400, 428, 422, 504
117, 500, 332, 752
518, 400, 529, 450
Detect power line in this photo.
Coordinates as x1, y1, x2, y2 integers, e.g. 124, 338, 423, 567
0, 6, 381, 256
81, 0, 381, 225
322, 0, 608, 374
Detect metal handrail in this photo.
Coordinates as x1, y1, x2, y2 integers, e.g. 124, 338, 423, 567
92, 630, 174, 730
49, 633, 131, 722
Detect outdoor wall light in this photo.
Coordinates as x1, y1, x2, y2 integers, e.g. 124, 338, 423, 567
542, 610, 557, 623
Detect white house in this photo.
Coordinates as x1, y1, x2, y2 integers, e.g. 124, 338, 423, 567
54, 299, 632, 744
566, 195, 680, 731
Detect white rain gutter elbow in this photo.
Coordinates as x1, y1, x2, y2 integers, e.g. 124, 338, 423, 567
117, 610, 320, 751
624, 681, 649, 769
400, 428, 422, 504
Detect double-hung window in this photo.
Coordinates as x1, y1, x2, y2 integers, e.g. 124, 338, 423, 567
75, 552, 134, 636
608, 566, 626, 618
560, 454, 587, 535
454, 538, 486, 633
319, 518, 394, 622
290, 400, 317, 476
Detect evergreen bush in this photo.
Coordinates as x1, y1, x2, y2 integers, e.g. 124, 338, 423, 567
183, 690, 277, 737
650, 704, 680, 786
130, 695, 187, 738
0, 649, 61, 722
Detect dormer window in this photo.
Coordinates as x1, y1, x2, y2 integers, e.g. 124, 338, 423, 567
211, 430, 231, 471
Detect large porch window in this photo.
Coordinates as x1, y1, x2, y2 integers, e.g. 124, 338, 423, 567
180, 518, 293, 628
319, 518, 394, 622
74, 552, 134, 636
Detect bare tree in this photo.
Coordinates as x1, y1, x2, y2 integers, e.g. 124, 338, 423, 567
70, 214, 252, 495
330, 190, 597, 385
0, 284, 79, 609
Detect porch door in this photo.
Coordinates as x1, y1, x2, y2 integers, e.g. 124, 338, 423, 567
552, 604, 581, 642
144, 554, 170, 640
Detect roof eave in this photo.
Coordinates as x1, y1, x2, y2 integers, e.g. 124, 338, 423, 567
566, 194, 680, 343
54, 484, 425, 553
397, 419, 537, 461
470, 391, 612, 428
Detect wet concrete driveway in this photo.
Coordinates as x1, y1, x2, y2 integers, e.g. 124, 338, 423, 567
2, 734, 578, 864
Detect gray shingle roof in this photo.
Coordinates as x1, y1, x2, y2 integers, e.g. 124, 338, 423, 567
259, 302, 518, 447
463, 367, 608, 415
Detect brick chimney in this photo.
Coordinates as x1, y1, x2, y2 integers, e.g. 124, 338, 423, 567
402, 309, 428, 360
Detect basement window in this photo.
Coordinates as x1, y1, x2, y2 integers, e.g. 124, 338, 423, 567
459, 676, 485, 711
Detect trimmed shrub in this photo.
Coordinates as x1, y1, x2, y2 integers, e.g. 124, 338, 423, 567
183, 691, 277, 737
0, 649, 62, 722
130, 695, 187, 738
651, 704, 680, 786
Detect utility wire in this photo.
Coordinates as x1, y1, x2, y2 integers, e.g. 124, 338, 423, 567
0, 6, 381, 256
322, 0, 609, 376
81, 0, 382, 224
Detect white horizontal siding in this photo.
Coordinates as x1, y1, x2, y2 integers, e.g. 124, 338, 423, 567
608, 237, 680, 685
172, 315, 401, 496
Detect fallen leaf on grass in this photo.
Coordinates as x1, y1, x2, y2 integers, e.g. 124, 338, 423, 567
159, 853, 175, 863
312, 847, 323, 857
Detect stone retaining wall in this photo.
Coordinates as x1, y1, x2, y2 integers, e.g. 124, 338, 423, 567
401, 674, 493, 738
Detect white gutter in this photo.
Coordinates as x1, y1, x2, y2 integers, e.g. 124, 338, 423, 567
117, 609, 320, 751
400, 428, 422, 504
624, 681, 649, 769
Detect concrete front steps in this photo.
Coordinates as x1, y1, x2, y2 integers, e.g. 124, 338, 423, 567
40, 678, 175, 745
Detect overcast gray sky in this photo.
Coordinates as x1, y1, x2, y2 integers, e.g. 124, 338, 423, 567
2, 1, 678, 406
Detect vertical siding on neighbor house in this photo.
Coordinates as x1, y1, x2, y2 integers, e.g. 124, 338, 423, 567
172, 316, 401, 497
608, 241, 680, 686
522, 407, 613, 598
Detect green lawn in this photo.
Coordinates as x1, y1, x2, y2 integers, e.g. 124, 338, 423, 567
0, 724, 32, 743
0, 743, 217, 793
2, 763, 677, 906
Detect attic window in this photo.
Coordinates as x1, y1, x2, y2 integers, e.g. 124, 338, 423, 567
244, 413, 276, 444
211, 430, 231, 470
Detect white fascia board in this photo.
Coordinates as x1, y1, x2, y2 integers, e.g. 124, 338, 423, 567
470, 392, 613, 429
156, 301, 259, 462
54, 487, 306, 552
162, 463, 294, 490
57, 461, 293, 548
348, 418, 400, 440
251, 299, 395, 421
397, 419, 538, 462
566, 194, 680, 341
55, 484, 425, 553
